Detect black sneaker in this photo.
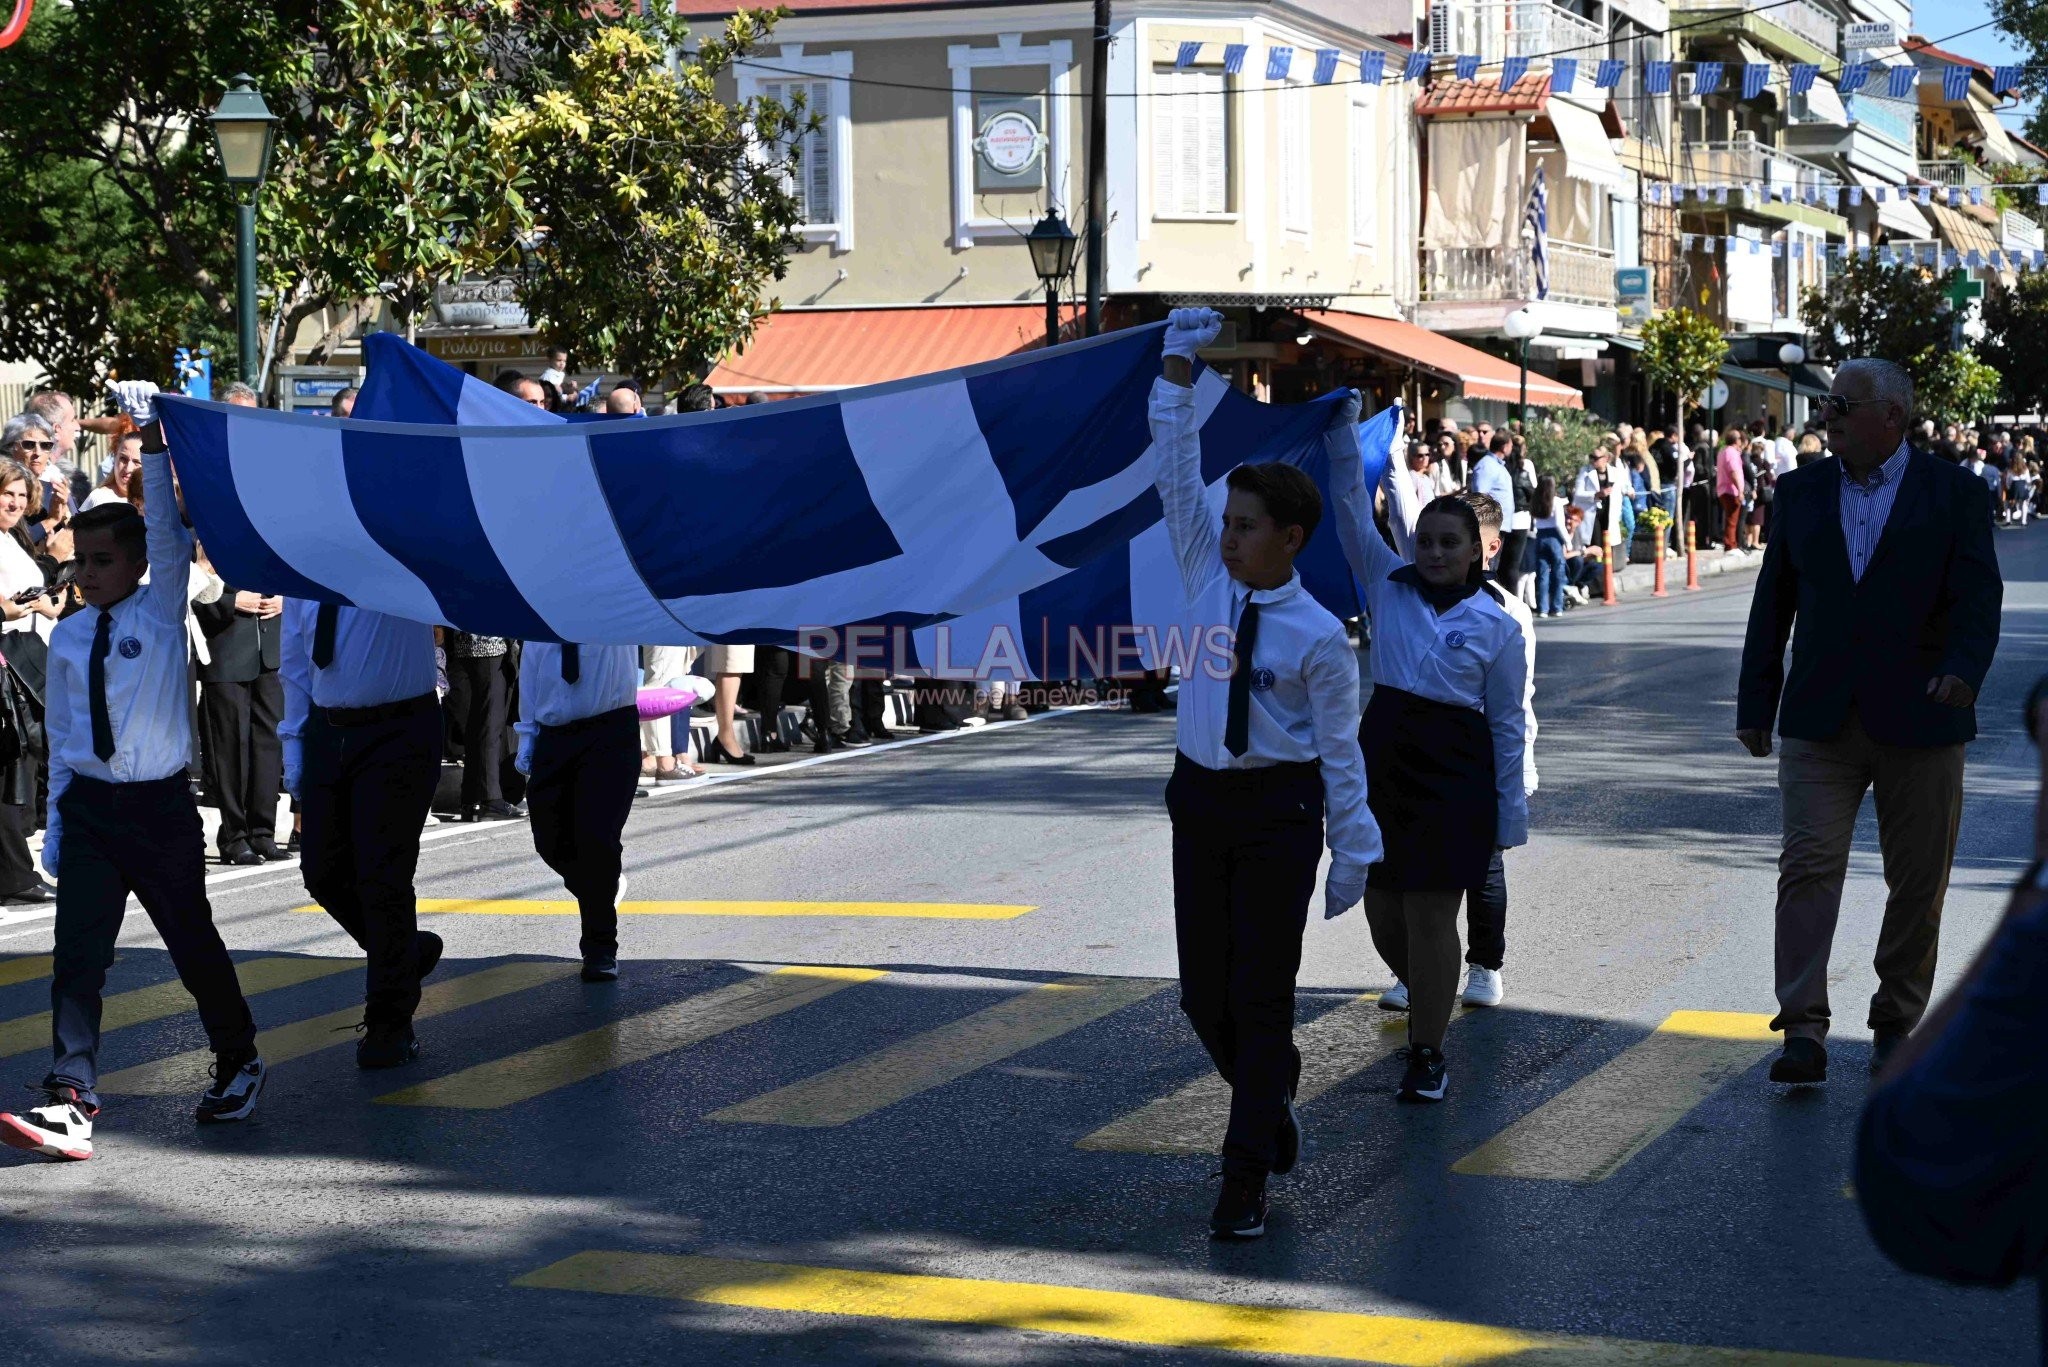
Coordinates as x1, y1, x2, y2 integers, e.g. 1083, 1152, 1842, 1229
1869, 1028, 1908, 1075
1770, 1036, 1828, 1084
1396, 1045, 1449, 1103
195, 1052, 265, 1124
1209, 1173, 1268, 1239
356, 1022, 420, 1070
415, 930, 444, 982
580, 956, 619, 983
1272, 1092, 1302, 1176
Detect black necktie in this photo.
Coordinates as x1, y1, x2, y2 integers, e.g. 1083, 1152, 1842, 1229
1224, 596, 1260, 758
89, 610, 115, 761
312, 603, 338, 669
561, 644, 580, 684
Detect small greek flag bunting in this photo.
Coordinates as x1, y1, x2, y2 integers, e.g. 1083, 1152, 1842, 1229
1681, 233, 1695, 252
1878, 245, 1894, 265
1645, 61, 1672, 95
1314, 48, 1339, 83
1595, 58, 1624, 90
1693, 62, 1722, 95
1790, 63, 1818, 95
1553, 57, 1578, 93
1174, 41, 1201, 69
1917, 185, 1933, 204
1358, 50, 1386, 85
1942, 64, 1971, 103
1967, 185, 1984, 206
1222, 44, 1247, 75
1403, 51, 1431, 82
1840, 62, 1871, 94
1714, 185, 1729, 204
2037, 250, 2047, 268
1847, 186, 1862, 207
1968, 250, 1983, 270
1501, 56, 1529, 91
1772, 240, 1784, 259
1791, 242, 1804, 261
1873, 186, 1887, 202
1949, 186, 1964, 208
1647, 182, 1664, 204
1267, 47, 1292, 80
1887, 65, 1917, 99
1454, 54, 1479, 81
1749, 238, 1762, 255
1994, 65, 2024, 96
1743, 63, 1770, 100
1525, 163, 1549, 301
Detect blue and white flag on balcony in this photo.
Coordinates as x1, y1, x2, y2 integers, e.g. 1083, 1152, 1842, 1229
1358, 50, 1386, 85
1222, 44, 1247, 75
1266, 46, 1292, 80
1942, 63, 1971, 103
1594, 58, 1624, 90
1887, 65, 1917, 99
1174, 41, 1201, 69
1789, 63, 1818, 95
1840, 62, 1871, 94
1454, 54, 1479, 82
1742, 63, 1770, 100
1403, 51, 1432, 83
1693, 62, 1723, 95
1644, 61, 1672, 95
1552, 58, 1578, 93
1994, 65, 2024, 96
156, 328, 1384, 678
1524, 164, 1549, 301
1500, 56, 1529, 92
1314, 48, 1340, 84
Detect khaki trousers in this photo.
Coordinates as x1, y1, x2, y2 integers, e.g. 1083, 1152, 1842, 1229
1773, 711, 1963, 1042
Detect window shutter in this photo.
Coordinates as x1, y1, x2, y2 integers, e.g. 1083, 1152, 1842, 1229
1280, 85, 1308, 231
804, 79, 834, 225
1197, 72, 1227, 213
1153, 71, 1182, 215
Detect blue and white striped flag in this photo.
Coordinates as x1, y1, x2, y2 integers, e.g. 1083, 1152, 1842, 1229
1594, 58, 1624, 90
1500, 56, 1529, 92
1742, 63, 1770, 100
1840, 62, 1871, 94
1403, 51, 1432, 83
1552, 58, 1578, 94
158, 330, 1385, 678
1644, 62, 1672, 95
1693, 62, 1723, 95
1993, 65, 2024, 96
1222, 44, 1247, 75
1887, 65, 1917, 99
1314, 48, 1340, 84
1454, 54, 1479, 82
1266, 47, 1293, 81
1942, 63, 1970, 103
1357, 50, 1386, 85
1524, 163, 1549, 301
1789, 63, 1818, 95
1174, 41, 1201, 69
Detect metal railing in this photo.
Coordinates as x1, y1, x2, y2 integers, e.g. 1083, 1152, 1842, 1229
1420, 241, 1617, 309
1918, 160, 1993, 188
1679, 137, 1842, 196
1462, 0, 1609, 65
1669, 0, 1839, 57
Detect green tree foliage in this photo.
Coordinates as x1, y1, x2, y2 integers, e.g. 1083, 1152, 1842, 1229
1981, 270, 2048, 416
1637, 307, 1728, 419
1522, 410, 1615, 485
1912, 347, 2003, 426
1799, 258, 1961, 416
1990, 0, 2048, 146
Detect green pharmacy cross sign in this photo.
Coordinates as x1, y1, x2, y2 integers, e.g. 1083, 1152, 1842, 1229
1944, 269, 1984, 313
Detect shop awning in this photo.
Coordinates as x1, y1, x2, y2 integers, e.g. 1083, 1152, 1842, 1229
1304, 309, 1585, 408
1926, 200, 2003, 257
703, 305, 1050, 393
1542, 97, 1628, 189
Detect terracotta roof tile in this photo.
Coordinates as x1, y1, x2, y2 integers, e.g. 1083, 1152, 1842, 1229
1416, 73, 1550, 117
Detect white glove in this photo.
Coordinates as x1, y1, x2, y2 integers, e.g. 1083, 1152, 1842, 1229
110, 380, 161, 428
515, 734, 535, 777
1331, 388, 1363, 430
39, 814, 59, 880
1162, 308, 1224, 361
1322, 858, 1368, 921
283, 736, 304, 801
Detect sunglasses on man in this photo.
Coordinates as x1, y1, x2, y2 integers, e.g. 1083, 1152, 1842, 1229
1821, 394, 1887, 418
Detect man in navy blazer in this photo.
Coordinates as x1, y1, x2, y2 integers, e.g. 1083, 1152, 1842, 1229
1736, 358, 2002, 1086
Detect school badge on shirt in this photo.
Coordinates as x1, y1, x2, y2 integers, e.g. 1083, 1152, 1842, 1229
1251, 667, 1276, 692
118, 638, 142, 659
1444, 630, 1468, 649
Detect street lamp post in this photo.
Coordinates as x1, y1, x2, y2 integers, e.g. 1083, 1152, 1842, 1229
1502, 307, 1544, 433
1777, 341, 1805, 427
1025, 210, 1079, 349
208, 74, 280, 387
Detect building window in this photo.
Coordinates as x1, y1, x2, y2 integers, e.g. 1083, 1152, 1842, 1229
1151, 66, 1230, 217
1279, 80, 1309, 235
948, 35, 1074, 248
1349, 100, 1375, 248
737, 48, 854, 252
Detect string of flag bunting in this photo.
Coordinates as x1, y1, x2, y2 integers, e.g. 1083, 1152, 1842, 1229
1646, 182, 2048, 209
1677, 235, 2047, 272
1169, 43, 2037, 104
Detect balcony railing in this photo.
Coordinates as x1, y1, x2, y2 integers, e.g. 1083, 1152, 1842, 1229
1843, 93, 1916, 148
1678, 138, 1842, 197
1421, 241, 1617, 309
1670, 0, 1840, 58
1430, 2, 1609, 69
1918, 160, 1993, 188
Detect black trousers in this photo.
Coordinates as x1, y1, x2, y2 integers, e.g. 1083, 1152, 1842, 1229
853, 677, 889, 736
200, 670, 283, 852
1165, 752, 1324, 1180
300, 697, 443, 1026
0, 800, 36, 896
1496, 530, 1529, 594
527, 706, 640, 961
447, 655, 508, 806
49, 775, 255, 1105
1366, 846, 1508, 978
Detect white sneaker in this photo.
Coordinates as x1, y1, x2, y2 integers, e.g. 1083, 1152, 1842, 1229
0, 1087, 95, 1159
1377, 980, 1410, 1011
195, 1053, 265, 1124
1462, 965, 1504, 1007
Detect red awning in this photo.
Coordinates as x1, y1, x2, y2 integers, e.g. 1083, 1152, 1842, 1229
704, 305, 1051, 394
1301, 309, 1585, 409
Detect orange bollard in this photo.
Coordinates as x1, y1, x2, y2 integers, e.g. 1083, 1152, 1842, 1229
1652, 538, 1668, 597
1602, 546, 1618, 605
1684, 521, 1701, 591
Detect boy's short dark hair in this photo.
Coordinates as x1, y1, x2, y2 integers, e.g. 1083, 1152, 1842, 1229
73, 502, 147, 561
1455, 489, 1504, 534
1226, 462, 1322, 545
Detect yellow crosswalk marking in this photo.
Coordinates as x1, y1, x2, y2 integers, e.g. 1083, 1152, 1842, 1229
513, 1251, 1930, 1366
98, 960, 576, 1095
0, 955, 54, 989
0, 956, 359, 1060
710, 975, 1167, 1128
1452, 1010, 1777, 1183
291, 900, 1036, 921
1079, 993, 1410, 1154
374, 966, 886, 1109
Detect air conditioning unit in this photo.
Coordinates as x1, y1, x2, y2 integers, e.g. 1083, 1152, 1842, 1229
1732, 129, 1758, 147
1428, 3, 1470, 64
1676, 71, 1701, 106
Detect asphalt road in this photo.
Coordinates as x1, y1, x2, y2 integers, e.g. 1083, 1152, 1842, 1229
1, 530, 2042, 1365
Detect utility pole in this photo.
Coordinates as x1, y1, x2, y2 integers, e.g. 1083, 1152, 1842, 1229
1084, 0, 1109, 335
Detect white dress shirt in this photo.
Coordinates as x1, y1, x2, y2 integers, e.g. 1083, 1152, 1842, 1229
515, 642, 641, 737
279, 601, 438, 742
46, 454, 198, 811
0, 533, 51, 643
1330, 420, 1531, 847
1373, 430, 1539, 796
1148, 378, 1380, 871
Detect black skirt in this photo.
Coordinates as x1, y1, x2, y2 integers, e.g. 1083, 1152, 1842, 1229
1360, 684, 1496, 892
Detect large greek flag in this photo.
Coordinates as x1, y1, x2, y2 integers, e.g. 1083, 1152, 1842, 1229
158, 328, 1396, 678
